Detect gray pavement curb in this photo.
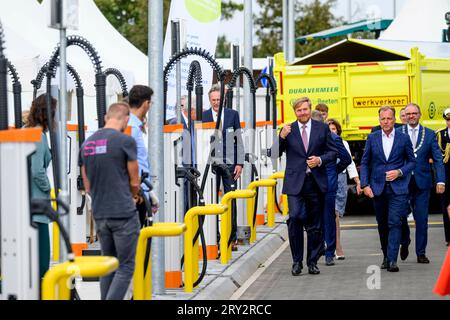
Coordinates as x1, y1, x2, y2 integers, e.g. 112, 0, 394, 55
192, 222, 288, 300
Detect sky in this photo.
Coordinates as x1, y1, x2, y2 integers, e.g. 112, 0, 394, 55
219, 0, 407, 45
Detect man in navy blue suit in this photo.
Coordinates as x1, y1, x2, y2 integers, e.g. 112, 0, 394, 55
398, 103, 445, 263
276, 97, 338, 276
311, 111, 351, 266
360, 105, 416, 272
203, 84, 244, 248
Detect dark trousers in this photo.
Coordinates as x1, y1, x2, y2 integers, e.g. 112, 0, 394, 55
37, 222, 50, 279
400, 177, 430, 256
216, 164, 237, 243
287, 174, 324, 267
323, 191, 337, 258
372, 184, 409, 263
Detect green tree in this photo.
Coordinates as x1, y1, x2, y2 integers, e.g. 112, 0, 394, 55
94, 0, 242, 55
216, 35, 231, 58
253, 0, 344, 58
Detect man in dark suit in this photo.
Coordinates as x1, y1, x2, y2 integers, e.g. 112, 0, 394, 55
276, 97, 338, 276
360, 105, 416, 272
311, 111, 351, 266
203, 84, 244, 249
398, 103, 445, 263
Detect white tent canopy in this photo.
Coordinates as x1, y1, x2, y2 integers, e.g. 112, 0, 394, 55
380, 0, 450, 42
0, 0, 149, 128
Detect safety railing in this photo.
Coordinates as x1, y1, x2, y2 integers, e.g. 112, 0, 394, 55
184, 204, 227, 293
269, 171, 288, 224
247, 179, 277, 243
133, 222, 186, 300
220, 190, 256, 264
41, 256, 118, 300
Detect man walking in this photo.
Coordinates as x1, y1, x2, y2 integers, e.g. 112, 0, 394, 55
360, 106, 416, 272
276, 97, 338, 276
398, 103, 445, 263
80, 103, 140, 299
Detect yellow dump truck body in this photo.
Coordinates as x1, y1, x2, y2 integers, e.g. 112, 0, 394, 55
274, 40, 450, 143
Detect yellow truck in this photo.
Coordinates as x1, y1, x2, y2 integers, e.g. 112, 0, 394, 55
274, 38, 450, 212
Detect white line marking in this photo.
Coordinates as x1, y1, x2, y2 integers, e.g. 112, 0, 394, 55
230, 240, 290, 300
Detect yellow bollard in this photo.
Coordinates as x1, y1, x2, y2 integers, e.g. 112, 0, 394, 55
220, 190, 256, 264
184, 204, 227, 293
246, 180, 277, 243
133, 222, 186, 300
42, 256, 119, 300
269, 171, 288, 221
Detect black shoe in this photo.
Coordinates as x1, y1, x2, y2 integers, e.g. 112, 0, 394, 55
291, 262, 302, 276
325, 256, 335, 266
308, 264, 320, 275
387, 262, 399, 272
381, 257, 388, 269
417, 255, 430, 264
400, 239, 410, 261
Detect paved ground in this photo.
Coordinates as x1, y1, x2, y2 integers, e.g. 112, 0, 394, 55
238, 214, 450, 300
75, 213, 450, 300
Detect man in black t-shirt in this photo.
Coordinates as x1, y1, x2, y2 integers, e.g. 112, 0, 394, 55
80, 102, 140, 300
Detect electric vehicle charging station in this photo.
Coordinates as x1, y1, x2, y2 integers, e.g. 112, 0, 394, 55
0, 128, 41, 300
162, 122, 184, 288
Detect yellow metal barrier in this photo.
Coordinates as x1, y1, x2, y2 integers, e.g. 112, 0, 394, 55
269, 171, 289, 219
133, 222, 186, 300
42, 256, 118, 300
184, 204, 227, 293
247, 179, 277, 243
220, 190, 256, 264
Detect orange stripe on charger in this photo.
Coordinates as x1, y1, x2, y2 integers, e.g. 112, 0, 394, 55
66, 124, 87, 132
256, 214, 265, 226
196, 122, 216, 130
71, 243, 88, 257
0, 127, 42, 143
124, 126, 132, 136
199, 245, 219, 260
164, 124, 183, 133
165, 271, 183, 288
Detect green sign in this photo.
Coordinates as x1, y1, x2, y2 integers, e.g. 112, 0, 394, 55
185, 0, 221, 23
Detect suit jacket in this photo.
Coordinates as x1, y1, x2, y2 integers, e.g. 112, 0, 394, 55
360, 130, 416, 196
326, 133, 352, 193
396, 125, 445, 189
202, 108, 244, 166
277, 119, 338, 195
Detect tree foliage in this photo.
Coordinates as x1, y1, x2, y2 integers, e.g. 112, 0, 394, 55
253, 0, 344, 58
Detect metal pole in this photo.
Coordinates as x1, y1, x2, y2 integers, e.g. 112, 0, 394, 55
171, 20, 185, 228
232, 44, 240, 115
348, 0, 352, 23
282, 0, 288, 57
149, 0, 165, 295
393, 0, 397, 18
58, 25, 69, 262
287, 0, 295, 63
242, 0, 253, 227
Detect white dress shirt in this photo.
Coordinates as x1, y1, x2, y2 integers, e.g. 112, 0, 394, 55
382, 129, 395, 160
297, 118, 312, 143
342, 139, 358, 179
212, 109, 224, 126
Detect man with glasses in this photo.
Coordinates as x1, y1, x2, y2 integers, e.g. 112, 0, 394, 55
398, 103, 445, 263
